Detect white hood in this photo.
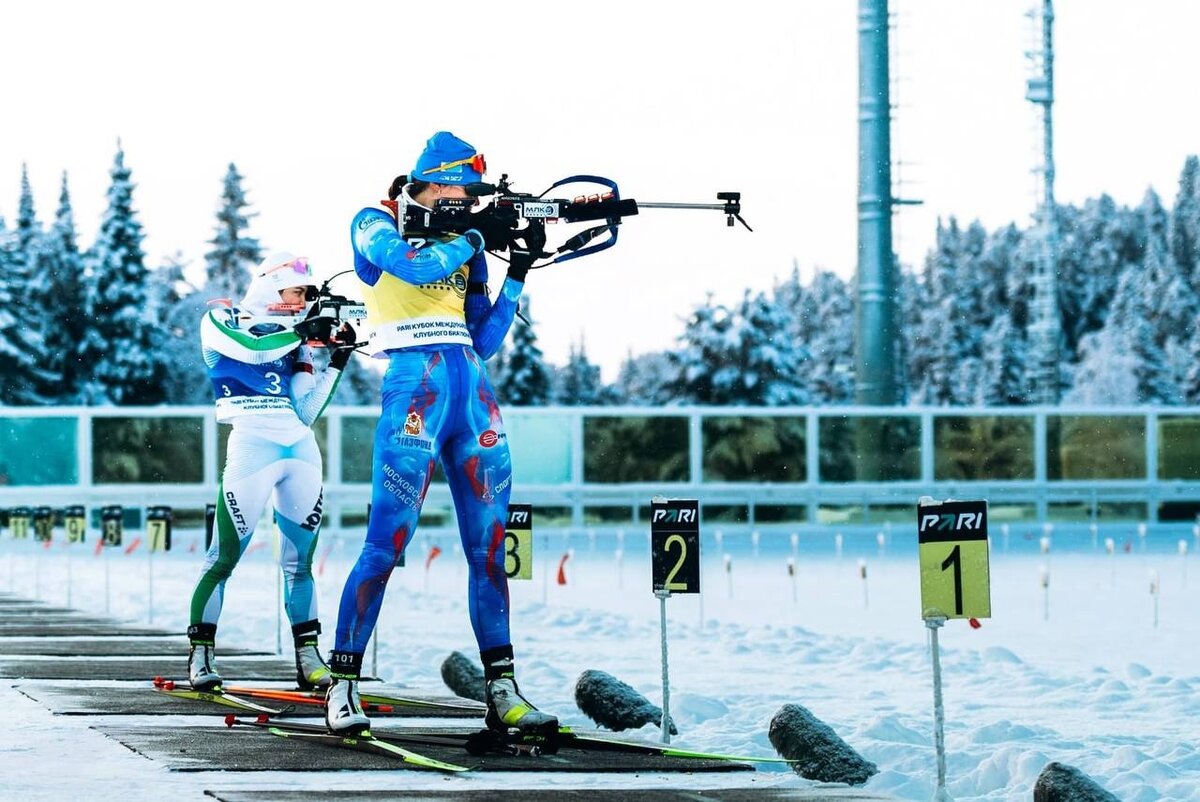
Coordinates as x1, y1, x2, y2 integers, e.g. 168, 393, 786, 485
240, 251, 317, 316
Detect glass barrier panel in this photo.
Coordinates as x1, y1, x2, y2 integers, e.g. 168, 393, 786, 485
753, 504, 809, 524
340, 416, 377, 484
701, 504, 749, 524
933, 415, 1034, 481
1047, 415, 1144, 480
818, 416, 920, 482
93, 416, 204, 484
0, 417, 77, 486
506, 413, 573, 484
583, 416, 688, 483
817, 504, 865, 526
1159, 415, 1200, 480
584, 506, 636, 524
701, 416, 805, 483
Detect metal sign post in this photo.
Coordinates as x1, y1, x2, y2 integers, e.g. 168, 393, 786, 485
917, 497, 992, 802
650, 497, 700, 745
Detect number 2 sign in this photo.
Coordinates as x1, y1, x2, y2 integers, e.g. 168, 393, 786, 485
918, 499, 991, 620
651, 499, 700, 595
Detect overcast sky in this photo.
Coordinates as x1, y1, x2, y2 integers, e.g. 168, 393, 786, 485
2, 1, 1198, 380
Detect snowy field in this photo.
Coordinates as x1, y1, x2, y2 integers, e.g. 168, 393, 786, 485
2, 520, 1199, 801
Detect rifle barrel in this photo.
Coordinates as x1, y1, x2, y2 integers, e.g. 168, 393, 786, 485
637, 202, 728, 211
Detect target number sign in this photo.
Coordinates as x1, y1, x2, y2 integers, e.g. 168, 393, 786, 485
504, 503, 533, 580
918, 499, 991, 620
651, 499, 700, 594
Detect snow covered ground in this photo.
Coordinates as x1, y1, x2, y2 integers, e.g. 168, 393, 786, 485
2, 521, 1198, 801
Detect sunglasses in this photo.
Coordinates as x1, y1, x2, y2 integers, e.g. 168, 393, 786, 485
263, 257, 311, 277
420, 153, 487, 177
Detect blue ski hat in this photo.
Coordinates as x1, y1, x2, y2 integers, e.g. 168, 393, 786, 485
412, 131, 485, 184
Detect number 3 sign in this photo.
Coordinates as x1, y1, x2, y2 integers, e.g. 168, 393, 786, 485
918, 499, 991, 620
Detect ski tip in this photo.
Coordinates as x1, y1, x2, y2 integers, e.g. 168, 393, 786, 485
223, 714, 236, 728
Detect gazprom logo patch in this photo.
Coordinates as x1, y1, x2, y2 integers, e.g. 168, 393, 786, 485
519, 202, 559, 219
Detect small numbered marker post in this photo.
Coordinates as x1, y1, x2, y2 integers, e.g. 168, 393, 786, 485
918, 500, 991, 621
101, 505, 124, 547
504, 504, 533, 581
33, 507, 54, 543
64, 505, 86, 544
147, 506, 172, 553
649, 497, 700, 745
917, 498, 991, 802
10, 507, 31, 540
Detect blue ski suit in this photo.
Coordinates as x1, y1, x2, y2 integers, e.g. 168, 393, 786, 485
332, 204, 523, 660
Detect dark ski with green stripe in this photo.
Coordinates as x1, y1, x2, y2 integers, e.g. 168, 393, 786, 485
265, 725, 469, 772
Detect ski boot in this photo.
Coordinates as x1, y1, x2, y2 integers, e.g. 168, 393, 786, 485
187, 623, 221, 691
325, 650, 369, 734
484, 677, 559, 735
292, 620, 332, 691
481, 645, 558, 739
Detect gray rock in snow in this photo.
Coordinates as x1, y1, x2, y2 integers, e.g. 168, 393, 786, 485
574, 669, 677, 734
1034, 761, 1120, 802
440, 650, 487, 703
768, 703, 877, 786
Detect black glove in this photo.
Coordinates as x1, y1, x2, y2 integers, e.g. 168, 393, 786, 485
294, 315, 336, 343
328, 324, 357, 370
507, 250, 533, 284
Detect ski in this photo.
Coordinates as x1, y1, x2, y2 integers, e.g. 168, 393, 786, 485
263, 725, 470, 772
151, 678, 285, 715
222, 684, 486, 715
228, 716, 791, 764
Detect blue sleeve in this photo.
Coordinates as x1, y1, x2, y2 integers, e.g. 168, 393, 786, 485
350, 207, 477, 286
466, 257, 523, 360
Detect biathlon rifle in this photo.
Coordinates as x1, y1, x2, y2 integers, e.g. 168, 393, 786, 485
399, 173, 751, 273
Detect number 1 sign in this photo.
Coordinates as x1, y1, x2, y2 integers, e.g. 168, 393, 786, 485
918, 499, 991, 620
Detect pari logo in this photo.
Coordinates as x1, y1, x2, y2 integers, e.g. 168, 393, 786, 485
652, 507, 697, 524
509, 509, 530, 524
920, 511, 984, 532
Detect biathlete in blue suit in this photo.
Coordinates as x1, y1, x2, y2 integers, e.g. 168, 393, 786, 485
326, 132, 557, 737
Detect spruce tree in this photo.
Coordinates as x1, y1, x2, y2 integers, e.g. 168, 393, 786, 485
493, 297, 552, 405
30, 173, 88, 403
733, 289, 810, 405
205, 163, 262, 299
557, 337, 602, 405
667, 294, 736, 404
1170, 155, 1200, 293
79, 144, 165, 405
0, 166, 50, 404
806, 271, 855, 404
612, 350, 674, 406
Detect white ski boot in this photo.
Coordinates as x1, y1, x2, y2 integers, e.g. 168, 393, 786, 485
188, 643, 221, 691
325, 677, 369, 734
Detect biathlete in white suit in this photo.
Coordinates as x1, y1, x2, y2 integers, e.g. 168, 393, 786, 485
187, 252, 355, 692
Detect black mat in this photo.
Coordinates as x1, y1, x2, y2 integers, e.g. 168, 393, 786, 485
0, 623, 176, 636
0, 639, 267, 657
96, 724, 752, 773
16, 683, 481, 719
0, 605, 80, 614
0, 613, 120, 623
0, 656, 296, 681
204, 791, 891, 802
